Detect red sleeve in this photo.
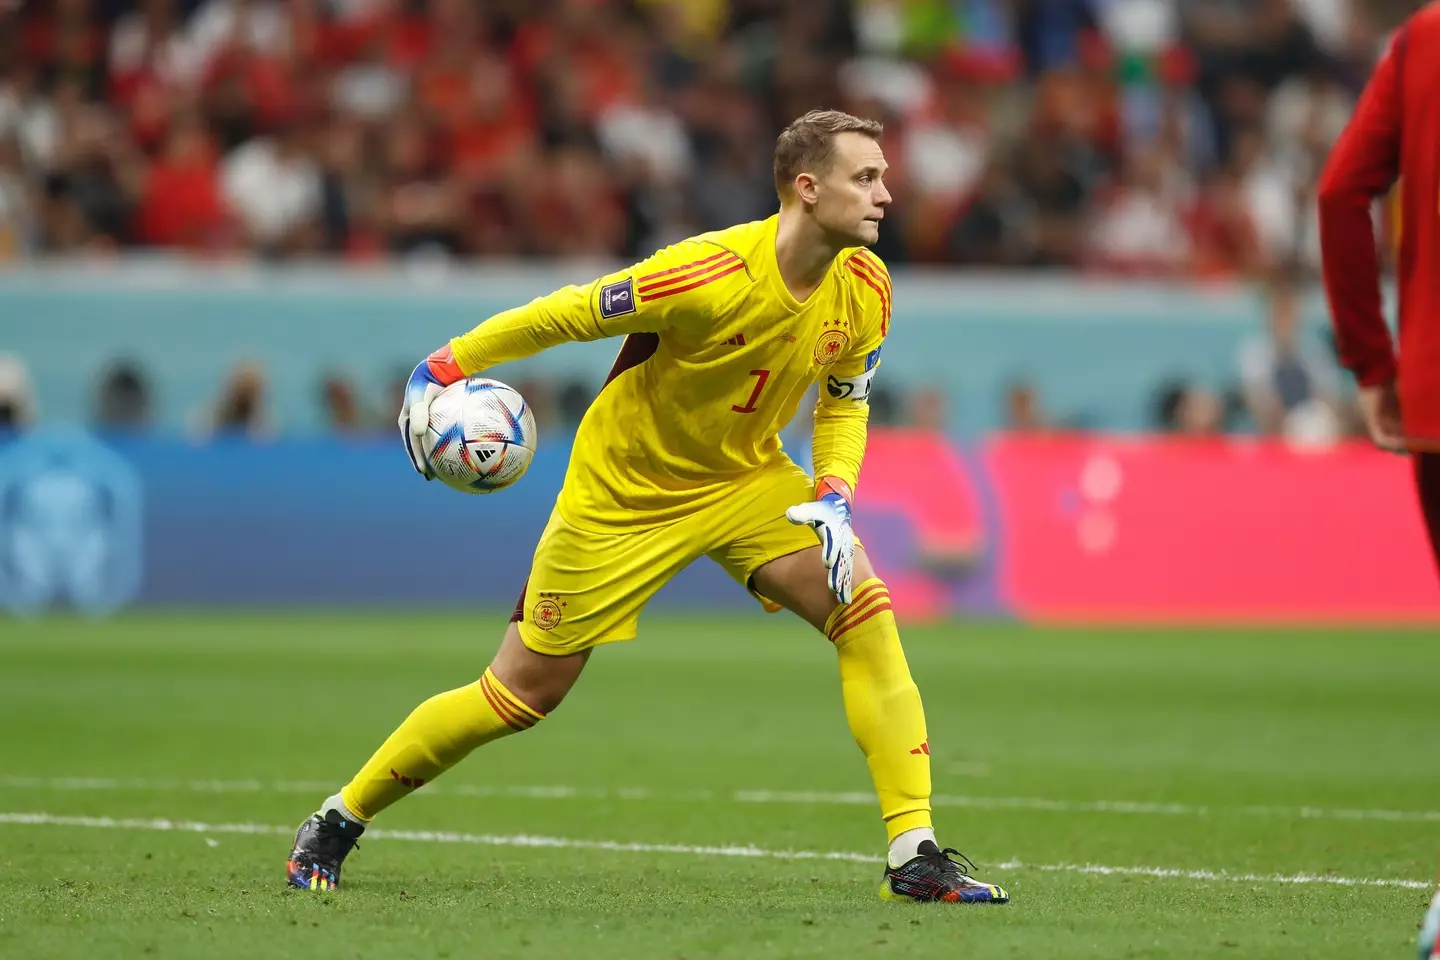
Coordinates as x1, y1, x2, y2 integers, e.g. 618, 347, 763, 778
1317, 31, 1404, 387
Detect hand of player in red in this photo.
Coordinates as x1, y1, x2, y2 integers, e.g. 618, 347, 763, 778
1357, 380, 1404, 453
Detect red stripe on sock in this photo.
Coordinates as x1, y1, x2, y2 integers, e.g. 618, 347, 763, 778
480, 675, 533, 731
832, 602, 893, 641
828, 586, 890, 641
830, 584, 888, 629
485, 673, 541, 727
842, 582, 886, 614
478, 678, 525, 731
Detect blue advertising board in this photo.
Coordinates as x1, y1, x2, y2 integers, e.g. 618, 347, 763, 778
0, 430, 753, 615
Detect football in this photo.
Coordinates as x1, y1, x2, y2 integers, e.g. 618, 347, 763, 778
421, 377, 537, 494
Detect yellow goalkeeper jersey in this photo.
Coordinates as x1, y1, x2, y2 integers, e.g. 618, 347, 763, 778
449, 215, 892, 528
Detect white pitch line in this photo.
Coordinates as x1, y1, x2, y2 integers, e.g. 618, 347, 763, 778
0, 811, 1428, 890
989, 859, 1433, 890
736, 791, 1215, 818
4, 775, 1440, 825
0, 812, 877, 864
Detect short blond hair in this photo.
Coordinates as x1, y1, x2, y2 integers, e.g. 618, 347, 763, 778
773, 109, 883, 200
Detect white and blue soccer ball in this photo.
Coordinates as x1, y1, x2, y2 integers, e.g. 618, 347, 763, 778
421, 377, 537, 495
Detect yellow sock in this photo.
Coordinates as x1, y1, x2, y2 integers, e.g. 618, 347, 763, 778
826, 578, 932, 842
339, 668, 543, 821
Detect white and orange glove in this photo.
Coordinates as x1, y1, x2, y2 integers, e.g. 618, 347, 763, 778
786, 477, 855, 604
398, 343, 466, 479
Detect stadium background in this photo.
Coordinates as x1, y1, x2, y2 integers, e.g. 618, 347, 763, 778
0, 0, 1432, 619
2, 4, 1439, 958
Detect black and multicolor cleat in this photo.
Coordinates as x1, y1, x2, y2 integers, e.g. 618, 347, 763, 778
286, 808, 363, 892
879, 840, 1009, 904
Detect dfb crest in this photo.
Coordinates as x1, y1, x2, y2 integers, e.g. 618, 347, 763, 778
0, 430, 142, 618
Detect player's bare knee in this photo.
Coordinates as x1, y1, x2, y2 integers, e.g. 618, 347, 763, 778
488, 622, 588, 716
852, 547, 877, 586
753, 547, 882, 635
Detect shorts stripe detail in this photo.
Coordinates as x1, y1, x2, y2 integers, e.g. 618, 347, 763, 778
479, 671, 541, 731
639, 258, 744, 300
637, 251, 732, 286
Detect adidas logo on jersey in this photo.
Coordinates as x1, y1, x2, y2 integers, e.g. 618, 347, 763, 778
724, 334, 747, 346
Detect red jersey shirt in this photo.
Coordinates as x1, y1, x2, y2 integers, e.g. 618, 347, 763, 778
1318, 3, 1440, 445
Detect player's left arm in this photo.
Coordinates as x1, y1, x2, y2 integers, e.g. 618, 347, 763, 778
1317, 26, 1404, 390
813, 251, 890, 500
786, 250, 891, 604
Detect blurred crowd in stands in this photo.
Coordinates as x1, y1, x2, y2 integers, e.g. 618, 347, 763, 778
0, 0, 1394, 445
0, 274, 1371, 445
0, 0, 1402, 276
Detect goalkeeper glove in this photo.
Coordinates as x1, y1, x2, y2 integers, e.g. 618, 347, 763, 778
786, 477, 855, 604
398, 343, 465, 479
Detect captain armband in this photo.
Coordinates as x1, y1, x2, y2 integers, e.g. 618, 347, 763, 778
824, 346, 882, 404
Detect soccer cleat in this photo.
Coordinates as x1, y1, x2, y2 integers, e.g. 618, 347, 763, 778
286, 808, 363, 891
879, 840, 1009, 904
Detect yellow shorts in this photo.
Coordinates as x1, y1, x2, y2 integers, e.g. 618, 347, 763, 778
514, 461, 836, 655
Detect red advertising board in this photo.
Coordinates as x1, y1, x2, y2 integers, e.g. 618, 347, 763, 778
860, 430, 1440, 623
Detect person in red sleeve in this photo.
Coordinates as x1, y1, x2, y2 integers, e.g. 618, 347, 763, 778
1318, 22, 1440, 945
1317, 4, 1440, 567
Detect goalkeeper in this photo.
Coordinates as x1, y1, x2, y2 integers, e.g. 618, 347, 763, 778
285, 109, 1008, 905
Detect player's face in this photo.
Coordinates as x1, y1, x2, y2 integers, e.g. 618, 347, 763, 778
815, 132, 891, 246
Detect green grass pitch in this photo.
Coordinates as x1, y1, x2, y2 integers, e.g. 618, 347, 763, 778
1, 614, 1438, 958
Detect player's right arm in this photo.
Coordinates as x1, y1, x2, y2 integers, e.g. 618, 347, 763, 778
400, 241, 744, 477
